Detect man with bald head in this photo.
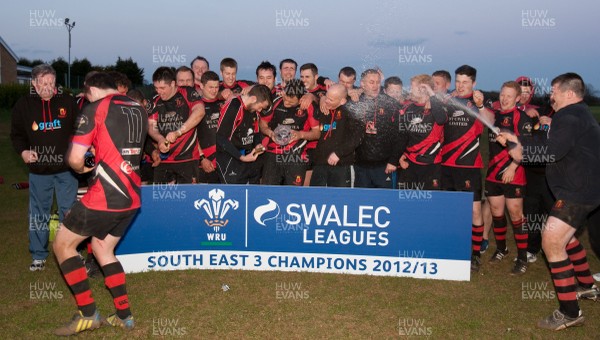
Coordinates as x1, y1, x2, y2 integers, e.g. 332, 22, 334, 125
311, 84, 365, 187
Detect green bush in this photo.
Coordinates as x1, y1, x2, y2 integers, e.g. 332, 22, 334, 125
0, 83, 30, 109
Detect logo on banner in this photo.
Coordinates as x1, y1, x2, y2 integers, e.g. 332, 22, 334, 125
194, 189, 239, 245
254, 199, 280, 226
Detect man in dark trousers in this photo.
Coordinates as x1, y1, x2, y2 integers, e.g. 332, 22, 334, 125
500, 73, 600, 331
347, 69, 403, 188
310, 84, 364, 187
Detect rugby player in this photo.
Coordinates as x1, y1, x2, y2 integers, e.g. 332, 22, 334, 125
500, 73, 600, 330
53, 72, 147, 335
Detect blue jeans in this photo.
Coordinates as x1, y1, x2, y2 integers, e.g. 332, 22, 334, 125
29, 171, 77, 260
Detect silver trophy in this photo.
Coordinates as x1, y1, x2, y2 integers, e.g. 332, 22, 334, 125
273, 124, 292, 145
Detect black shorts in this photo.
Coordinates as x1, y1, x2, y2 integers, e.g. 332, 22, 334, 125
216, 151, 261, 184
484, 180, 526, 199
154, 160, 199, 184
441, 166, 482, 201
549, 199, 599, 230
63, 201, 138, 240
140, 162, 154, 184
397, 162, 441, 190
197, 168, 220, 184
261, 152, 308, 186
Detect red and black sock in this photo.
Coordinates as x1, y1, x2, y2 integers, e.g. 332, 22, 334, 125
549, 258, 579, 318
59, 255, 96, 316
566, 240, 594, 288
512, 218, 528, 261
102, 262, 132, 319
472, 224, 484, 256
86, 241, 93, 255
492, 215, 507, 251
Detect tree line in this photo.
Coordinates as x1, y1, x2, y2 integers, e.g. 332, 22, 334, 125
18, 56, 144, 89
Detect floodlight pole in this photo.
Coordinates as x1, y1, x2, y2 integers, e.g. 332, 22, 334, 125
64, 18, 75, 88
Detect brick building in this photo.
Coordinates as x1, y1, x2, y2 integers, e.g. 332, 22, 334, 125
0, 36, 32, 84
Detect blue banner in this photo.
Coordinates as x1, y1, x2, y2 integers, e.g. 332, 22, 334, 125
116, 184, 473, 281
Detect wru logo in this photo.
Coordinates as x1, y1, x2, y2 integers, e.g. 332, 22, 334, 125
194, 189, 239, 232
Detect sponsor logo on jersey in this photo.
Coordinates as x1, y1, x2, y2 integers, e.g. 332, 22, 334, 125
452, 111, 465, 118
122, 148, 142, 156
120, 161, 134, 174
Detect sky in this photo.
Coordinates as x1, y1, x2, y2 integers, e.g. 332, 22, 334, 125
2, 0, 599, 94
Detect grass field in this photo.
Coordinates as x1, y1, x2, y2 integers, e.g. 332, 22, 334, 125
1, 108, 600, 339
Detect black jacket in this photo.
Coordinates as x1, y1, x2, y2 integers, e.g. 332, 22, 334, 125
312, 105, 364, 166
347, 93, 403, 166
11, 93, 79, 174
522, 102, 600, 205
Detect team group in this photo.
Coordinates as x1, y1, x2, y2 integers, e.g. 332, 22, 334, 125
11, 56, 600, 333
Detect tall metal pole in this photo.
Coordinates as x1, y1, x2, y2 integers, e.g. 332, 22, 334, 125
64, 18, 75, 88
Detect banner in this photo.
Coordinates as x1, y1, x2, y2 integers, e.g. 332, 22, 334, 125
116, 184, 473, 281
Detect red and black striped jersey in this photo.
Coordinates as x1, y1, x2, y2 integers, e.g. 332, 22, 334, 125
486, 107, 533, 185
399, 102, 443, 165
217, 96, 260, 157
149, 86, 202, 163
197, 97, 224, 166
261, 98, 319, 156
438, 95, 484, 168
72, 94, 148, 212
307, 85, 327, 102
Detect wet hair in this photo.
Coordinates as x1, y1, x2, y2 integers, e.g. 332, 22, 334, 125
338, 66, 356, 79
455, 65, 477, 82
384, 76, 403, 89
432, 70, 451, 83
279, 58, 297, 70
200, 70, 220, 85
32, 64, 56, 79
190, 56, 210, 69
152, 67, 176, 83
220, 57, 237, 71
551, 72, 585, 98
410, 74, 434, 89
299, 63, 318, 76
256, 61, 277, 78
501, 81, 522, 97
284, 78, 306, 99
360, 68, 380, 79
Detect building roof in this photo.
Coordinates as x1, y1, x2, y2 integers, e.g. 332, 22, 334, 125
0, 35, 19, 62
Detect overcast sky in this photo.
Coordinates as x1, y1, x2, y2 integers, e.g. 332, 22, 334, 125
2, 0, 599, 93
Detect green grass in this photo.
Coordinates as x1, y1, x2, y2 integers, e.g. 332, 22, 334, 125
1, 108, 600, 339
589, 105, 600, 122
